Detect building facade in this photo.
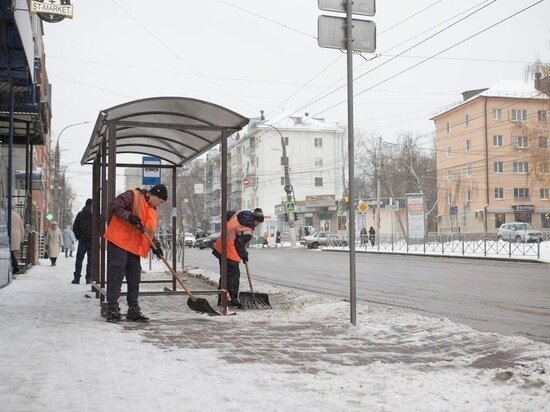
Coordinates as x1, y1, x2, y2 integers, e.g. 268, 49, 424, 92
432, 81, 549, 234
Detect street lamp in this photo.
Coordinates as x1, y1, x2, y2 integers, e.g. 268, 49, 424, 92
261, 122, 297, 247
52, 121, 90, 229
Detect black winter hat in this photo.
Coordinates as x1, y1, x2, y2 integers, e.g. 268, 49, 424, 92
149, 184, 168, 201
252, 208, 264, 222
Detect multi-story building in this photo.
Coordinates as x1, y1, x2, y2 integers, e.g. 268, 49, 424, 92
1, 1, 52, 283
180, 112, 346, 238
432, 80, 549, 234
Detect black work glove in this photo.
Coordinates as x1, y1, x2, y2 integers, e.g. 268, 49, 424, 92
128, 214, 144, 232
242, 256, 248, 264
152, 238, 163, 258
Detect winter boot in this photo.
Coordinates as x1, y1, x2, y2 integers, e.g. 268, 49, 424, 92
71, 275, 81, 284
105, 303, 122, 323
126, 304, 149, 322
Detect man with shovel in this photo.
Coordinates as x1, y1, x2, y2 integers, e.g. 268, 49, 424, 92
213, 208, 264, 309
103, 184, 167, 322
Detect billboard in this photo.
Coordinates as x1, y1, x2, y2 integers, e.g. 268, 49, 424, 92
406, 193, 425, 239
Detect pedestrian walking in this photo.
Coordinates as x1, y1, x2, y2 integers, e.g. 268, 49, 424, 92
298, 226, 303, 241
72, 198, 93, 284
360, 227, 367, 246
368, 226, 376, 247
63, 226, 76, 258
103, 184, 167, 322
262, 231, 269, 248
213, 208, 264, 308
11, 207, 25, 275
44, 221, 63, 266
275, 230, 281, 247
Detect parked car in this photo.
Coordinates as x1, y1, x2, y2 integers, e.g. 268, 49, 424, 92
300, 231, 346, 249
195, 232, 219, 249
497, 222, 543, 243
183, 232, 195, 247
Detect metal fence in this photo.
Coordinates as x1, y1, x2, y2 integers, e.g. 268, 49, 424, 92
340, 233, 543, 259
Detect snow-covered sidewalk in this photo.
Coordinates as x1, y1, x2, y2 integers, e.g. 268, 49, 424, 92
1, 256, 549, 411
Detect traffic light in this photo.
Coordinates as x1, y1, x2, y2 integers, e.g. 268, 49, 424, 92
294, 212, 299, 221
342, 197, 349, 211
282, 213, 288, 222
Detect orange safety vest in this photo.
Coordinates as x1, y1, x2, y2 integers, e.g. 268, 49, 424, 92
214, 213, 253, 263
103, 190, 158, 258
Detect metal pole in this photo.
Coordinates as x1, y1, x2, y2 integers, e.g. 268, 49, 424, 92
346, 0, 356, 326
220, 130, 228, 313
376, 136, 382, 243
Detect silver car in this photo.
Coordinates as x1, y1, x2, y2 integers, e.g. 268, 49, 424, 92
300, 231, 346, 249
497, 222, 543, 243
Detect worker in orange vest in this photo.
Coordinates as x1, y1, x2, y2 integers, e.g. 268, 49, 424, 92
212, 208, 264, 308
103, 184, 167, 322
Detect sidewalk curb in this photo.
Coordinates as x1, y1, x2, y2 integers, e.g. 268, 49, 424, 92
320, 248, 547, 264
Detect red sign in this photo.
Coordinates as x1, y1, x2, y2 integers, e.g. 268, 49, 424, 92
242, 176, 251, 187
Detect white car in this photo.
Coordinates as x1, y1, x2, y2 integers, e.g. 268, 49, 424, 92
497, 222, 543, 243
183, 232, 196, 247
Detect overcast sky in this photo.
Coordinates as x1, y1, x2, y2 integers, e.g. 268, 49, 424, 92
42, 0, 550, 212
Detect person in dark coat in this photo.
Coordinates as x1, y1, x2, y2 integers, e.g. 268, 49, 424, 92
212, 208, 264, 308
72, 198, 93, 284
360, 227, 367, 246
368, 226, 376, 247
275, 230, 281, 247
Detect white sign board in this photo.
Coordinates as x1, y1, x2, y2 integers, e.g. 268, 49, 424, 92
406, 194, 425, 239
318, 15, 376, 53
318, 0, 376, 16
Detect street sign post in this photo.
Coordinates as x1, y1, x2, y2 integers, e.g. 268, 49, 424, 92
318, 0, 375, 16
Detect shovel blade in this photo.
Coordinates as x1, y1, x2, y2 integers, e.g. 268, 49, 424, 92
187, 297, 222, 316
239, 292, 272, 309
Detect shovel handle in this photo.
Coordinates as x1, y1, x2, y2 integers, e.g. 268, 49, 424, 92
244, 261, 255, 294
142, 231, 197, 301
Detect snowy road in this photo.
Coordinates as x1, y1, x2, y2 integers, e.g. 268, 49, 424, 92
182, 247, 550, 343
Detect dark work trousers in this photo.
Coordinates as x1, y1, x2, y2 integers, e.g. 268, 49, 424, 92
74, 242, 92, 280
217, 259, 241, 304
11, 251, 20, 274
106, 242, 142, 306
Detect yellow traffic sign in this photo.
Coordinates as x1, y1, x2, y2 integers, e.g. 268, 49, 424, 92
357, 201, 369, 214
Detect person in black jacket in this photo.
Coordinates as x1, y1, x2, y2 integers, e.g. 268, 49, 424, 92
72, 198, 93, 284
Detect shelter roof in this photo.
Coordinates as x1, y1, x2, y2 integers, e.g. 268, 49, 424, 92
80, 97, 249, 166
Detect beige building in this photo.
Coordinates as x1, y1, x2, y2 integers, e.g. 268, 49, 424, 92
432, 80, 549, 234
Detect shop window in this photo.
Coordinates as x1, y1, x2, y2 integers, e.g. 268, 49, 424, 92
542, 213, 550, 229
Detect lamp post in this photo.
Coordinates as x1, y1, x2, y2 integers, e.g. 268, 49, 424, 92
52, 121, 89, 228
262, 122, 297, 247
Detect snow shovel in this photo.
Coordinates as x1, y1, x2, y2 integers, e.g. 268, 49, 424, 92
142, 231, 221, 316
240, 262, 271, 309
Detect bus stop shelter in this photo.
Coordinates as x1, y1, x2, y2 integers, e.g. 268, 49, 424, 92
80, 97, 249, 311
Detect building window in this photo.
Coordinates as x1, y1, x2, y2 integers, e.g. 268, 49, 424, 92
493, 108, 502, 121
511, 109, 527, 122
466, 164, 472, 177
314, 177, 323, 187
539, 136, 548, 148
514, 188, 529, 199
446, 146, 452, 157
494, 187, 504, 199
494, 161, 504, 173
446, 122, 451, 134
541, 188, 550, 199
466, 190, 472, 202
542, 213, 550, 228
465, 139, 471, 151
314, 138, 323, 147
513, 161, 529, 174
538, 162, 549, 175
447, 194, 452, 204
315, 157, 323, 167
465, 114, 470, 127
495, 213, 505, 228
538, 110, 547, 122
493, 135, 503, 147
447, 170, 453, 181
513, 136, 528, 148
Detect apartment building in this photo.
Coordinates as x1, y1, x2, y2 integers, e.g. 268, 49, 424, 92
432, 80, 549, 234
179, 113, 345, 237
